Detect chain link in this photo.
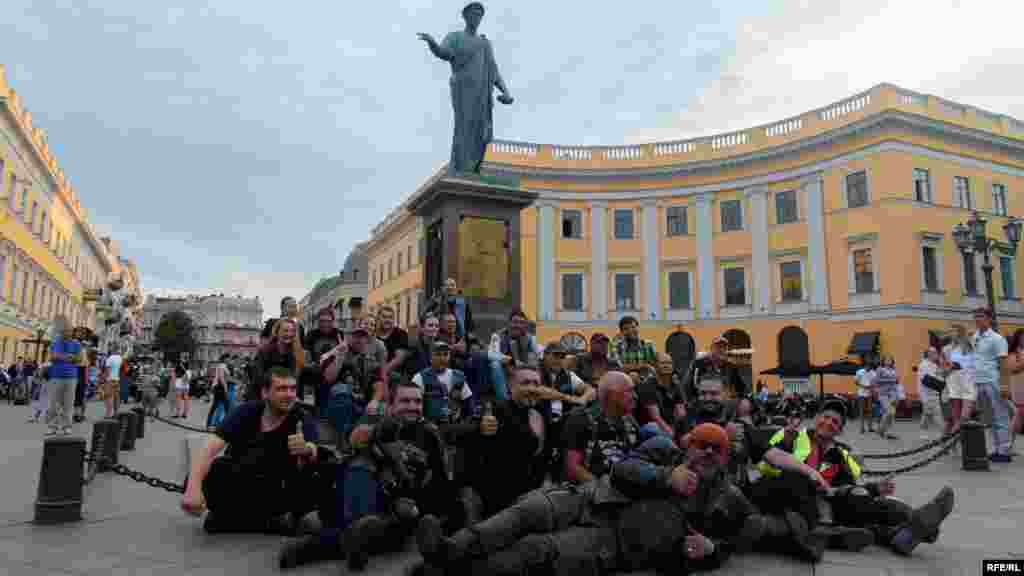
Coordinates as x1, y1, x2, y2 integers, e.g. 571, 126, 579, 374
79, 445, 185, 493
856, 429, 960, 459
861, 431, 961, 478
151, 414, 212, 434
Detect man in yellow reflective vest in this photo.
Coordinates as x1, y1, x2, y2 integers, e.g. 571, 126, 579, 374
751, 398, 956, 557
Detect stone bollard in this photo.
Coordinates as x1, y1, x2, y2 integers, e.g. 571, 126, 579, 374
960, 419, 990, 471
34, 436, 86, 524
131, 406, 146, 440
117, 411, 137, 452
97, 418, 121, 470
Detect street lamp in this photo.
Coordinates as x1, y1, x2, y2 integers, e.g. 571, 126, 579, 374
952, 212, 1023, 331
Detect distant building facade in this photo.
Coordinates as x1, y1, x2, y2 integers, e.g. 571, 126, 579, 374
139, 294, 263, 364
299, 243, 368, 332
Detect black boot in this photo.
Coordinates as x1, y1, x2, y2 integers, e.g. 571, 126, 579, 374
346, 515, 391, 572
890, 486, 954, 556
783, 510, 826, 563
278, 533, 344, 570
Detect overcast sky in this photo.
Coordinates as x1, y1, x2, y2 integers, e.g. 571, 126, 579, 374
2, 1, 1021, 318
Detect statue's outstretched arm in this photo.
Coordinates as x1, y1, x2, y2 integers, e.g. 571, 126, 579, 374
417, 33, 452, 62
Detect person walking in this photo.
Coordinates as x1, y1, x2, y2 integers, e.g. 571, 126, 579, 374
917, 347, 943, 439
45, 315, 81, 436
174, 362, 191, 419
971, 307, 1012, 463
942, 325, 977, 435
875, 357, 900, 440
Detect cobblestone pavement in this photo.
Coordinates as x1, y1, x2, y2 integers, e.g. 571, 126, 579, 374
1, 400, 1020, 575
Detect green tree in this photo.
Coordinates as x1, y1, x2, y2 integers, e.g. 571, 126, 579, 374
154, 310, 197, 364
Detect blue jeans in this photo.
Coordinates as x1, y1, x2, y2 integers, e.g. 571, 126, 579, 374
977, 380, 1012, 455
639, 422, 672, 442
329, 385, 366, 445
317, 460, 388, 546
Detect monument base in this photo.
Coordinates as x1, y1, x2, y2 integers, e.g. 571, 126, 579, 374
409, 175, 537, 341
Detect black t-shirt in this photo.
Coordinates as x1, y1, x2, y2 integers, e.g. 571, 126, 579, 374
563, 408, 639, 478
635, 378, 681, 427
305, 328, 341, 366
462, 401, 545, 510
382, 329, 410, 362
370, 416, 451, 510
574, 353, 622, 386
216, 401, 319, 472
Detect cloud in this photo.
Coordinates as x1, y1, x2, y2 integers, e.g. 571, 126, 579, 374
625, 0, 1024, 143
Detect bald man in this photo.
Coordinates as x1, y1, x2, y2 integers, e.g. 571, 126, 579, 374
563, 371, 641, 483
635, 352, 687, 437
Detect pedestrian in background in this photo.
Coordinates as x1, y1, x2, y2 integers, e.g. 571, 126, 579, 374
45, 315, 80, 436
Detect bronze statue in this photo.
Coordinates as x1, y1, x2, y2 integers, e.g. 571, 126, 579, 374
418, 2, 513, 175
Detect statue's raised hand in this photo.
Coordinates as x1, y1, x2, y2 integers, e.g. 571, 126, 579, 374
497, 94, 514, 105
417, 32, 437, 46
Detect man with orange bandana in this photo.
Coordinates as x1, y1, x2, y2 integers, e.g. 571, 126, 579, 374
753, 398, 956, 557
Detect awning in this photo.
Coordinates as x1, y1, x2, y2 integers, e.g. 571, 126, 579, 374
847, 332, 880, 355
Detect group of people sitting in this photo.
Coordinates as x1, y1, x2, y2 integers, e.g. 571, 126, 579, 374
179, 305, 956, 575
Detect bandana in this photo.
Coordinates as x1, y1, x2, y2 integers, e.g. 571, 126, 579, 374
689, 422, 729, 454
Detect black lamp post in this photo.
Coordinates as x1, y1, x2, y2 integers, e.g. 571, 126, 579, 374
952, 212, 1023, 331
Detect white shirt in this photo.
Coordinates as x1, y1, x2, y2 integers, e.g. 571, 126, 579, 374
106, 354, 123, 381
973, 329, 1008, 385
412, 368, 473, 402
854, 368, 875, 398
917, 359, 939, 402
944, 344, 976, 372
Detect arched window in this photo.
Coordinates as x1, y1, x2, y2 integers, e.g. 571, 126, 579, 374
778, 326, 810, 370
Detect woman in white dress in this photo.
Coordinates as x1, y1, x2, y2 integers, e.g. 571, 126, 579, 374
942, 324, 976, 435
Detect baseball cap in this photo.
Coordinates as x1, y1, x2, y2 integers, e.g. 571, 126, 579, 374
543, 342, 567, 356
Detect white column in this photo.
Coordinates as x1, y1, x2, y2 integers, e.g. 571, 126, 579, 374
695, 193, 715, 319
591, 201, 608, 321
803, 175, 830, 311
642, 200, 660, 320
747, 187, 773, 314
536, 200, 556, 321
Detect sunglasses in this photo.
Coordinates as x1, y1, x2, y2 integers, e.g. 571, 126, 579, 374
690, 441, 726, 456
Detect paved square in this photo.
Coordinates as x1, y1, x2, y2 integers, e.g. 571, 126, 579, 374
1, 401, 1019, 575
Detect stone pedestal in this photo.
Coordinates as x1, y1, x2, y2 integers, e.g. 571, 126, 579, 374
409, 175, 537, 341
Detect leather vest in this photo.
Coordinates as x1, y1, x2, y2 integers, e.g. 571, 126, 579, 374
499, 330, 537, 367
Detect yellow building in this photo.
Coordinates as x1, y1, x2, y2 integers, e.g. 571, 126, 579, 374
0, 65, 124, 362
368, 84, 1024, 396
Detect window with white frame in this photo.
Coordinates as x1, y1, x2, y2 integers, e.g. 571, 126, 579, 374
954, 176, 972, 209
666, 206, 688, 236
962, 252, 979, 295
913, 168, 932, 203
992, 183, 1008, 216
922, 245, 939, 292
853, 249, 874, 293
614, 273, 637, 310
720, 200, 743, 232
561, 273, 584, 311
775, 190, 799, 224
846, 171, 869, 208
779, 261, 803, 301
562, 209, 583, 238
614, 209, 634, 239
723, 267, 746, 306
668, 270, 691, 309
1000, 256, 1016, 299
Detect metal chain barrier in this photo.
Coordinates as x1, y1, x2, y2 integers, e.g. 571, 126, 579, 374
860, 431, 961, 478
151, 414, 212, 434
80, 445, 186, 494
856, 429, 961, 459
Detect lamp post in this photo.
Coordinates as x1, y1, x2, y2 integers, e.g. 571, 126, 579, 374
952, 212, 1023, 331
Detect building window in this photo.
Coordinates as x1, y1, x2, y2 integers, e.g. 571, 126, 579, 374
914, 168, 932, 203
388, 258, 393, 280
775, 190, 798, 224
954, 176, 972, 209
1001, 256, 1016, 299
20, 187, 27, 211
41, 212, 47, 241
562, 209, 583, 239
668, 271, 690, 309
993, 183, 1008, 216
613, 209, 634, 239
20, 270, 27, 308
846, 171, 869, 208
7, 175, 15, 209
962, 252, 978, 295
723, 268, 746, 306
853, 249, 874, 293
406, 245, 413, 271
720, 200, 743, 232
561, 273, 584, 311
395, 301, 401, 328
922, 246, 939, 292
30, 201, 38, 228
418, 238, 425, 265
666, 206, 688, 236
780, 261, 803, 301
397, 252, 403, 275
614, 273, 637, 310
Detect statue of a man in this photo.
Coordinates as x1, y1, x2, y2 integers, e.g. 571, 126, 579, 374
418, 2, 513, 175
